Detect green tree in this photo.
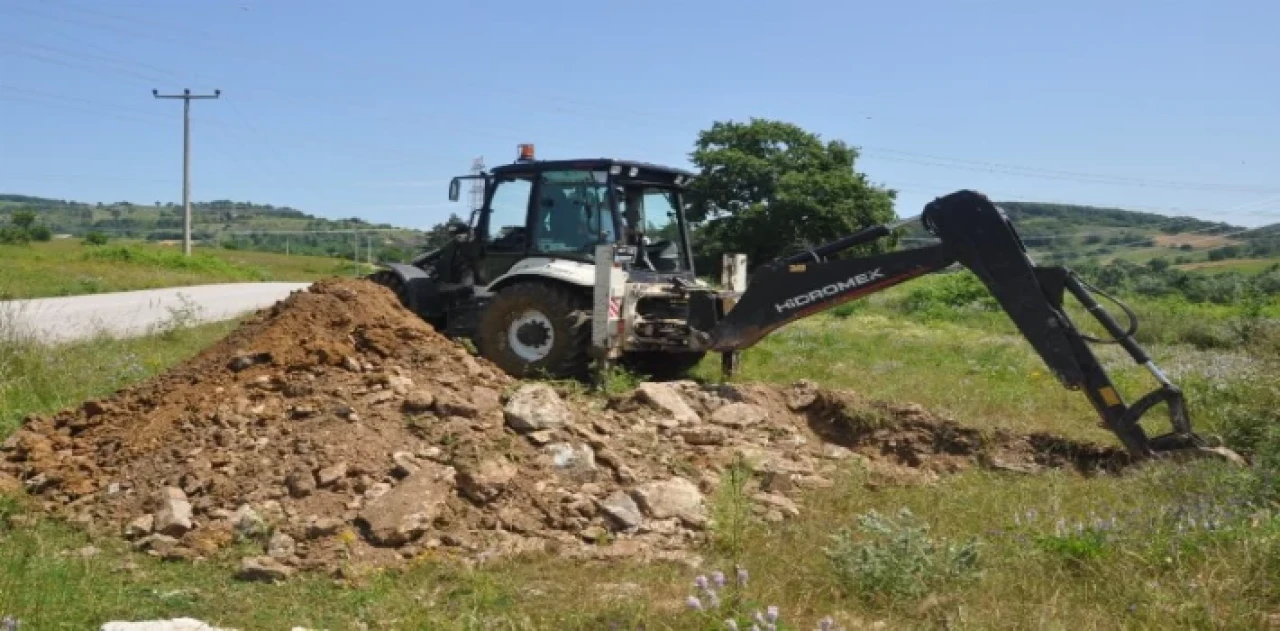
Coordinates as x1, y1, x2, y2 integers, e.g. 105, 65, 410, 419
11, 210, 36, 230
686, 118, 897, 267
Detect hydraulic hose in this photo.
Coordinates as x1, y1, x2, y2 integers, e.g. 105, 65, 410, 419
1072, 275, 1139, 344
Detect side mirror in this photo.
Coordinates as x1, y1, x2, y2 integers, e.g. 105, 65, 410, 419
448, 178, 461, 201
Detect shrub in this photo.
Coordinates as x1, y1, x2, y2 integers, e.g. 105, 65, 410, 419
28, 225, 52, 242
898, 271, 998, 316
824, 508, 980, 602
82, 231, 109, 246
0, 227, 29, 245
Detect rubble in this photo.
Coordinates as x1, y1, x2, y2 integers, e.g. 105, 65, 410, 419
0, 278, 1130, 577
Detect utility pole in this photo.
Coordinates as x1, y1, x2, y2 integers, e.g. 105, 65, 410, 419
153, 88, 220, 256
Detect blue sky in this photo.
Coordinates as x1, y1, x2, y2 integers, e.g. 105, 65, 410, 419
2, 0, 1278, 231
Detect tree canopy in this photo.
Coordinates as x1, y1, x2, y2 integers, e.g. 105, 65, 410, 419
686, 118, 898, 267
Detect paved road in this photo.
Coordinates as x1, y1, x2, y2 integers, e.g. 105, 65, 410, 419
1, 282, 313, 344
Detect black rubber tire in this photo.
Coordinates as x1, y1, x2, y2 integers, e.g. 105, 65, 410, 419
621, 350, 708, 381
475, 281, 592, 380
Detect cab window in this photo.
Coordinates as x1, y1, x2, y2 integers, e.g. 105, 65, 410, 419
483, 175, 533, 252
532, 170, 615, 256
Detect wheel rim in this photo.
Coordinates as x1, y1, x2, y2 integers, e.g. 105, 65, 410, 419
508, 309, 554, 362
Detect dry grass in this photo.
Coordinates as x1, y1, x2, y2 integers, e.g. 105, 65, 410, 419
1153, 233, 1240, 249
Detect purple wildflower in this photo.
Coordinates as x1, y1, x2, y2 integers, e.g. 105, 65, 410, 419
818, 617, 835, 631
695, 575, 709, 592
711, 570, 726, 588
766, 606, 779, 623
685, 596, 703, 611
736, 566, 749, 587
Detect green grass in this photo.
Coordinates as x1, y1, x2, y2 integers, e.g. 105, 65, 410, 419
0, 316, 239, 435
1, 278, 1278, 629
0, 239, 369, 299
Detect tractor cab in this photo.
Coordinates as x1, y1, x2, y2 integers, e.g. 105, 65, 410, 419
447, 145, 699, 285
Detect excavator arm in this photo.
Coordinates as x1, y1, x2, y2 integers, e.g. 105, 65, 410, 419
693, 189, 1203, 460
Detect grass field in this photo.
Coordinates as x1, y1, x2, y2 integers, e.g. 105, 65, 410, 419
1, 276, 1277, 629
1176, 258, 1280, 274
0, 239, 368, 300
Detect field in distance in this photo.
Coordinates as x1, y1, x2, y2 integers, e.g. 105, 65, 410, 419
0, 238, 368, 300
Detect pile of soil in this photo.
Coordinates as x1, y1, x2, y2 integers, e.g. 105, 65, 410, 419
0, 278, 1129, 579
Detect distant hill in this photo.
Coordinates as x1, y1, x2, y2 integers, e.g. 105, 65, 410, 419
897, 200, 1278, 268
0, 194, 461, 261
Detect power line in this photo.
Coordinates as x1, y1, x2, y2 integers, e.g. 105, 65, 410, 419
153, 88, 221, 256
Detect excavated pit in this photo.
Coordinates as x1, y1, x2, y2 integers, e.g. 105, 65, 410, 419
0, 277, 1131, 578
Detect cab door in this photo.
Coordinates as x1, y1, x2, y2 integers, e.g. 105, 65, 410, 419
476, 173, 534, 283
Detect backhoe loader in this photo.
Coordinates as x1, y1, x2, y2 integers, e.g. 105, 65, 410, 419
372, 148, 1231, 461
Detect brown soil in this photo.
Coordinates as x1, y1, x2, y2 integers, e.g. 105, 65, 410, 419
0, 278, 1130, 579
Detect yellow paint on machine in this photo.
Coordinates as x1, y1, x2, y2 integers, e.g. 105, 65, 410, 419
1098, 386, 1122, 406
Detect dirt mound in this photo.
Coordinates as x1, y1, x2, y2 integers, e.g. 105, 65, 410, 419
0, 277, 1129, 577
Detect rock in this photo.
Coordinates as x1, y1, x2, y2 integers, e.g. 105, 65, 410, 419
386, 374, 414, 396
124, 514, 154, 539
391, 451, 421, 478
631, 477, 707, 527
402, 391, 436, 413
306, 517, 344, 539
100, 618, 235, 631
545, 443, 595, 471
504, 384, 571, 432
364, 482, 393, 500
708, 402, 768, 428
634, 383, 700, 425
986, 457, 1042, 475
580, 525, 608, 542
599, 491, 644, 530
821, 444, 857, 460
267, 531, 296, 558
182, 525, 233, 556
285, 468, 316, 498
152, 487, 193, 537
343, 356, 362, 372
236, 556, 294, 582
527, 430, 555, 446
316, 462, 348, 487
357, 463, 453, 546
72, 545, 100, 558
227, 353, 265, 372
435, 394, 480, 419
761, 471, 794, 494
134, 534, 180, 555
785, 379, 820, 410
456, 457, 517, 504
752, 492, 800, 518
232, 505, 266, 538
680, 428, 726, 446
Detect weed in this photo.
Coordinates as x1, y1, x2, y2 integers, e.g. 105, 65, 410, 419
824, 508, 980, 603
82, 245, 270, 281
710, 454, 754, 562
